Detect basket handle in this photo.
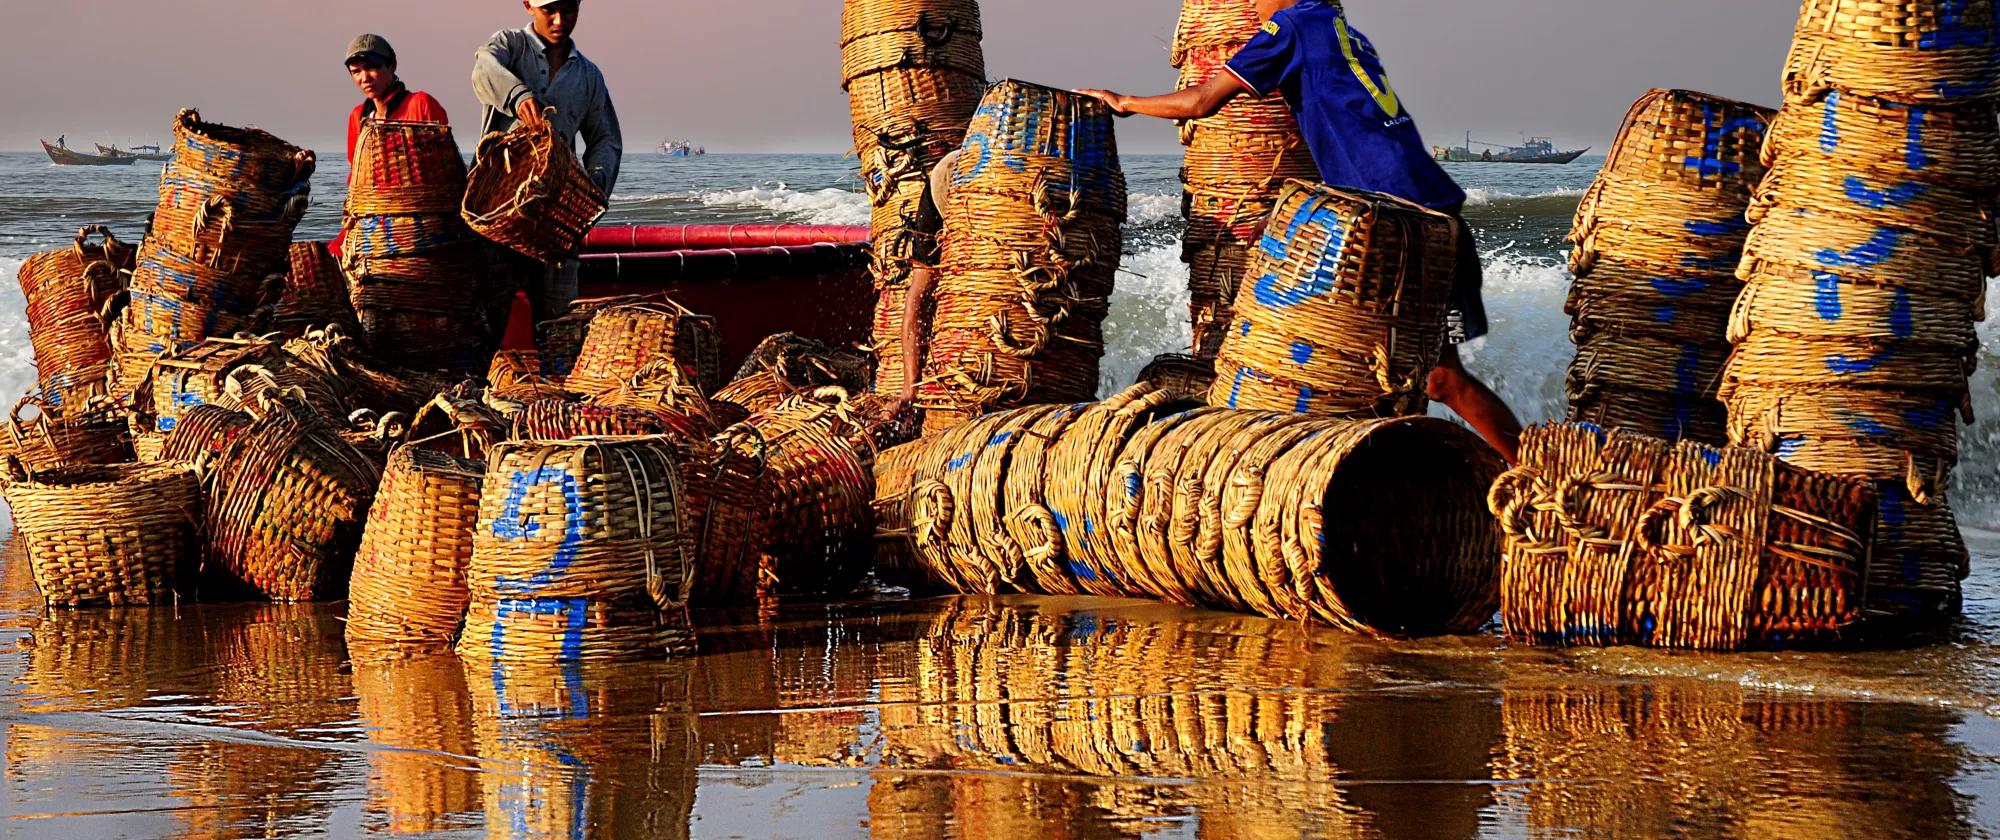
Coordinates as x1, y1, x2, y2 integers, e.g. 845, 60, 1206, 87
10, 394, 49, 428
73, 225, 122, 257
1635, 485, 1748, 558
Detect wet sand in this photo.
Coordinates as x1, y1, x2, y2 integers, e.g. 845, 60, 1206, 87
2, 534, 1998, 838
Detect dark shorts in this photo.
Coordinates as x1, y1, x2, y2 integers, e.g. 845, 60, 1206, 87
1441, 206, 1490, 345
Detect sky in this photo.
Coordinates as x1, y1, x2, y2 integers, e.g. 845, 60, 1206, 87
0, 0, 1800, 156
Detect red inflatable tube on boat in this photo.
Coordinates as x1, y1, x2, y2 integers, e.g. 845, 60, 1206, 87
581, 224, 871, 251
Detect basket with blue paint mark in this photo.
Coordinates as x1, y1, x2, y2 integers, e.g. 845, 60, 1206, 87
1128, 407, 1252, 604
1727, 263, 1982, 349
1206, 181, 1457, 419
917, 79, 1127, 425
462, 437, 693, 663
1565, 259, 1743, 346
1738, 197, 1993, 286
1, 459, 200, 607
343, 120, 468, 217
905, 407, 1037, 592
1492, 423, 1877, 649
1565, 333, 1731, 445
1044, 384, 1203, 598
1782, 0, 2000, 107
19, 227, 131, 411
1763, 90, 2000, 191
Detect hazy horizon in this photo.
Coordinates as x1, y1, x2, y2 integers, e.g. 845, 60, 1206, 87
2, 1, 1799, 156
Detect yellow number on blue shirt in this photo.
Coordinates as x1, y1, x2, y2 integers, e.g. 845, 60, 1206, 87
1336, 17, 1401, 119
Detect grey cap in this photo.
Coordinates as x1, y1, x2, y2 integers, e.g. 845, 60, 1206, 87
344, 34, 396, 67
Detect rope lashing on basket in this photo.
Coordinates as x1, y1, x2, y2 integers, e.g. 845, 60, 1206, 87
1635, 484, 1751, 557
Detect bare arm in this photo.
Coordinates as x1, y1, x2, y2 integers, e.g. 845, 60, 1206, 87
900, 265, 935, 401
1077, 74, 1248, 121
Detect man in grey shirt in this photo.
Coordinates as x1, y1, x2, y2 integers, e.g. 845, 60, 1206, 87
472, 0, 622, 322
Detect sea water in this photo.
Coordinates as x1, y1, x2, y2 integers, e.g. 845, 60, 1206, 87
1, 152, 1999, 836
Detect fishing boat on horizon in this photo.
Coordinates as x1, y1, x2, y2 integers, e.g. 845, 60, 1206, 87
1432, 133, 1589, 164
40, 140, 138, 166
96, 143, 171, 162
661, 138, 706, 157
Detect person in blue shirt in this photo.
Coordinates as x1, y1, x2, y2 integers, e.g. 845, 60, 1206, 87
1080, 0, 1521, 463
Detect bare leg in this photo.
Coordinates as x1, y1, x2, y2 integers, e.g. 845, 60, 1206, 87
1428, 345, 1522, 465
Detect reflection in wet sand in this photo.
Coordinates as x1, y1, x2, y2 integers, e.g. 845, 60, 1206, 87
0, 546, 1996, 838
352, 653, 482, 834
1493, 680, 1975, 838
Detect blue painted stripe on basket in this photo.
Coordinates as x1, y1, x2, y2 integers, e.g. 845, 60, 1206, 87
1293, 386, 1314, 413
491, 467, 585, 593
987, 430, 1014, 448
1843, 176, 1927, 209
1906, 109, 1931, 170
1906, 398, 1953, 430
1682, 103, 1765, 177
1826, 346, 1897, 375
1673, 344, 1702, 398
1920, 2, 1994, 50
1820, 91, 1841, 152
1816, 228, 1904, 269
1684, 217, 1749, 237
1775, 437, 1807, 458
1290, 341, 1314, 365
1813, 272, 1844, 321
1843, 413, 1896, 437
1051, 510, 1070, 532
1890, 287, 1915, 338
1124, 472, 1141, 497
1650, 276, 1710, 299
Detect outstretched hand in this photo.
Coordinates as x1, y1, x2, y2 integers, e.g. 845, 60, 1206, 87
1074, 89, 1132, 117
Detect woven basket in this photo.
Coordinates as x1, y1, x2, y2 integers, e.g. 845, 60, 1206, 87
1208, 181, 1457, 417
1782, 0, 2000, 106
405, 389, 509, 462
1749, 159, 1997, 248
680, 424, 770, 604
514, 398, 713, 442
566, 301, 724, 397
1763, 90, 2000, 190
848, 64, 985, 149
714, 332, 874, 418
1135, 353, 1218, 395
1492, 423, 1878, 649
340, 212, 479, 263
1175, 47, 1310, 137
1122, 408, 1249, 603
0, 394, 130, 473
1592, 89, 1776, 189
1724, 382, 1962, 473
345, 120, 470, 217
905, 405, 1066, 592
137, 335, 274, 430
460, 437, 693, 663
155, 403, 252, 466
19, 226, 129, 409
205, 389, 383, 600
996, 402, 1092, 592
347, 445, 484, 651
1044, 384, 1204, 597
1740, 205, 1991, 291
1566, 260, 1744, 345
1723, 331, 1974, 392
161, 108, 316, 219
917, 80, 1127, 419
839, 0, 985, 83
462, 115, 609, 262
272, 241, 360, 338
744, 394, 876, 596
1568, 384, 1729, 445
2, 460, 201, 606
1186, 242, 1251, 357
350, 655, 479, 833
1566, 334, 1731, 435
346, 240, 493, 371
871, 437, 932, 590
533, 294, 648, 379
486, 348, 572, 404
1728, 266, 1980, 349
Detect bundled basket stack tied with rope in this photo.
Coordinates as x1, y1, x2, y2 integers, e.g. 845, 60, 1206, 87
840, 0, 987, 395
884, 382, 1506, 635
346, 444, 485, 653
272, 241, 360, 339
17, 226, 134, 409
563, 300, 724, 397
1721, 0, 1999, 623
344, 120, 491, 373
1172, 0, 1321, 357
917, 80, 1128, 433
460, 437, 694, 663
1566, 90, 1775, 444
1207, 181, 1458, 417
1491, 423, 1879, 650
1, 460, 201, 606
116, 109, 313, 394
202, 389, 382, 601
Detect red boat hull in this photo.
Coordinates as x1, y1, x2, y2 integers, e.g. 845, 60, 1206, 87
576, 225, 874, 370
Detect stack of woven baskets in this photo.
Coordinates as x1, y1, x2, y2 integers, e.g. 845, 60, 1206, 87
1567, 90, 1775, 444
272, 241, 360, 339
1208, 180, 1458, 418
1491, 423, 1878, 650
343, 120, 490, 373
564, 300, 724, 397
916, 80, 1128, 433
1720, 0, 1999, 622
839, 0, 987, 395
1172, 0, 1321, 357
880, 382, 1505, 634
115, 109, 313, 394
